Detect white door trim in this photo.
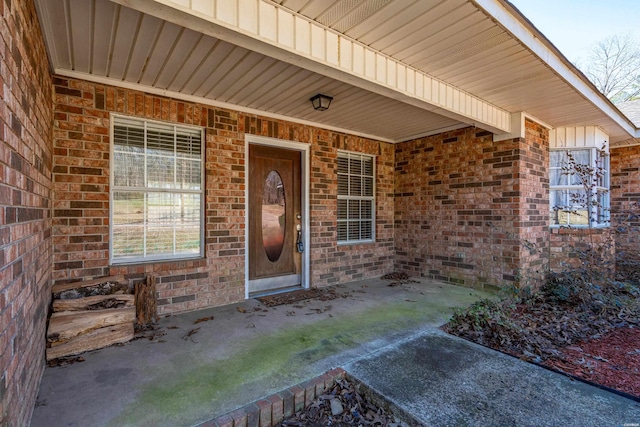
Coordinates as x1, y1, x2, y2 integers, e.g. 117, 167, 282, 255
244, 135, 310, 299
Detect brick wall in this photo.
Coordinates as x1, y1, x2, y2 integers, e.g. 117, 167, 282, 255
549, 227, 613, 272
394, 120, 549, 289
52, 77, 395, 315
611, 145, 640, 267
305, 130, 395, 286
0, 0, 53, 425
518, 119, 551, 286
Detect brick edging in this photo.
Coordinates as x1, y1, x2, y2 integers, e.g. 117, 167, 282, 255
198, 368, 346, 427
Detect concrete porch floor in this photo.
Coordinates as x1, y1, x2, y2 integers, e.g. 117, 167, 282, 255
30, 278, 640, 426
31, 278, 486, 426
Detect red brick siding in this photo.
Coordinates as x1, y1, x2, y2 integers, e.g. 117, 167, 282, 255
394, 120, 549, 289
549, 227, 613, 272
304, 130, 395, 286
611, 145, 640, 265
203, 368, 346, 427
518, 119, 551, 286
52, 78, 394, 314
0, 0, 54, 425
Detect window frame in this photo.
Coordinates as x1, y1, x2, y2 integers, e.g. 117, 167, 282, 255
549, 147, 610, 227
336, 150, 376, 245
109, 114, 205, 264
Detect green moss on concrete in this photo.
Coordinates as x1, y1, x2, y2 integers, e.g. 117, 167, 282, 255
111, 287, 488, 426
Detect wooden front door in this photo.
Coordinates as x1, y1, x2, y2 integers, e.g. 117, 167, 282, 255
248, 144, 302, 295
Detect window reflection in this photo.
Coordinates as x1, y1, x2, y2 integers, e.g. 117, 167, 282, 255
262, 171, 285, 262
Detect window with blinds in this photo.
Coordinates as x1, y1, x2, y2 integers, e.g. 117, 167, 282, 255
337, 151, 375, 244
110, 116, 204, 264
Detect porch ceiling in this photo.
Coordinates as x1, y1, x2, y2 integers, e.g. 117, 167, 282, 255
35, 0, 638, 143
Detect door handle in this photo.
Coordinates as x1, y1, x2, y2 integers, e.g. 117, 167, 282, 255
296, 223, 304, 253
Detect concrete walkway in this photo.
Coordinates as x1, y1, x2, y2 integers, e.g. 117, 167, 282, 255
345, 330, 640, 427
30, 278, 640, 426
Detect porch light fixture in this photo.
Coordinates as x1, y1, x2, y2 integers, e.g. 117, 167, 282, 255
310, 94, 333, 111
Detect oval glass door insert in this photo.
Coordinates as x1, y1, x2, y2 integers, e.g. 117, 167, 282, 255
262, 171, 286, 262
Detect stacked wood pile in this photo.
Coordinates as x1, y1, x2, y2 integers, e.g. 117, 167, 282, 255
46, 275, 136, 361
135, 275, 158, 325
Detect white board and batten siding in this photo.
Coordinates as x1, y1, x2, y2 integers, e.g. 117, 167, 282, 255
154, 0, 512, 134
550, 126, 609, 151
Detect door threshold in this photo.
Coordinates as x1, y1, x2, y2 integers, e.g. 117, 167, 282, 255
250, 285, 303, 299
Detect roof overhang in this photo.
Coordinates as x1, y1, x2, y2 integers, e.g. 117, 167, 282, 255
479, 0, 639, 146
35, 0, 640, 144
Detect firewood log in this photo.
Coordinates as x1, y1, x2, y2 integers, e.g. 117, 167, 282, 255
52, 294, 134, 312
47, 308, 135, 344
135, 275, 158, 325
52, 275, 126, 295
46, 323, 134, 361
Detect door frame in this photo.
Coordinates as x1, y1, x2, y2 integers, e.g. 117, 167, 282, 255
244, 134, 310, 299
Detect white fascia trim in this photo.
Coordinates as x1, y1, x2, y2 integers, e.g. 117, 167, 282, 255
33, 0, 59, 75
112, 0, 511, 135
612, 139, 640, 149
473, 0, 639, 140
56, 69, 395, 143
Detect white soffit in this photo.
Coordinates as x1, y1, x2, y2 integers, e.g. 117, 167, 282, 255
35, 0, 466, 142
35, 0, 640, 143
111, 0, 512, 135
472, 0, 638, 142
276, 0, 639, 143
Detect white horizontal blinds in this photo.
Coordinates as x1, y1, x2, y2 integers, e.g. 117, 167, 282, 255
113, 123, 145, 188
337, 151, 375, 243
176, 130, 202, 190
146, 124, 176, 189
111, 116, 204, 263
114, 119, 202, 191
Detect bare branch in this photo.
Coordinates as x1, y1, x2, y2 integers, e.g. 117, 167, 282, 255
584, 33, 640, 103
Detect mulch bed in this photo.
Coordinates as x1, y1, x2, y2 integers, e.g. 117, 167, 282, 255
257, 288, 342, 307
443, 270, 640, 400
544, 326, 640, 398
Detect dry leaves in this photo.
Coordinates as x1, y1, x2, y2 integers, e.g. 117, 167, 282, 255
134, 323, 166, 343
257, 288, 348, 308
182, 327, 200, 342
278, 377, 403, 426
305, 305, 332, 315
47, 355, 85, 367
194, 316, 214, 324
382, 272, 419, 287
444, 271, 640, 398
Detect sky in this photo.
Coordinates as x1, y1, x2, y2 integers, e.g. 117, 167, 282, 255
509, 0, 640, 66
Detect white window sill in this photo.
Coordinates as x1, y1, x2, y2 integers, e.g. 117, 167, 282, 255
337, 239, 376, 246
549, 224, 610, 229
110, 254, 204, 266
